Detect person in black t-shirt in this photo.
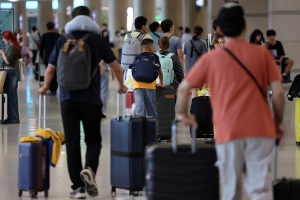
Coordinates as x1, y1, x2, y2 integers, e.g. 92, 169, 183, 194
266, 29, 294, 83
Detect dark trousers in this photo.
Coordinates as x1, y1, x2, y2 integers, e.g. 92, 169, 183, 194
60, 100, 102, 190
44, 60, 58, 92
31, 49, 38, 65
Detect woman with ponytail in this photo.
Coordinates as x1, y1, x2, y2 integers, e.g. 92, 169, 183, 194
183, 25, 207, 98
0, 30, 22, 124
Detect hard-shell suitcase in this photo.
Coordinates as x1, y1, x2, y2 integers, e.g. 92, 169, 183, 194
125, 91, 134, 116
295, 98, 300, 146
156, 86, 175, 140
273, 140, 300, 199
146, 121, 219, 200
0, 93, 8, 123
18, 95, 49, 198
110, 93, 156, 196
190, 96, 214, 138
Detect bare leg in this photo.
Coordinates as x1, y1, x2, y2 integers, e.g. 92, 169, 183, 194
283, 58, 294, 74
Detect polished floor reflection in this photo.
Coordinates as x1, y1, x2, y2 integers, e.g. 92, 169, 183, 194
0, 68, 299, 200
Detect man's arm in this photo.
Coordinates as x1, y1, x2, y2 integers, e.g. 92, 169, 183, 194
176, 80, 198, 128
38, 65, 55, 94
177, 49, 184, 65
270, 80, 285, 141
107, 60, 127, 93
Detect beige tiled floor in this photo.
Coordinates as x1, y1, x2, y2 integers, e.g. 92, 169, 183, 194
0, 68, 299, 200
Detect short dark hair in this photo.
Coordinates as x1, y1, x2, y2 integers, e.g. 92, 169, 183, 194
178, 26, 183, 31
134, 16, 147, 30
71, 6, 90, 19
217, 3, 245, 37
32, 26, 37, 31
46, 22, 55, 30
141, 38, 154, 50
161, 19, 173, 33
212, 19, 218, 31
149, 22, 160, 32
185, 27, 191, 33
266, 29, 276, 37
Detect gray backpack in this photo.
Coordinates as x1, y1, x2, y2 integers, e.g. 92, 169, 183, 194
121, 33, 146, 70
57, 33, 98, 91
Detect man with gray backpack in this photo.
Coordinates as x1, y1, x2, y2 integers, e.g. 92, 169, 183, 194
121, 16, 152, 90
38, 6, 127, 199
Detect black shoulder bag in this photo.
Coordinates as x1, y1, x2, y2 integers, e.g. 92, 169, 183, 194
190, 40, 201, 58
152, 32, 161, 39
224, 47, 266, 101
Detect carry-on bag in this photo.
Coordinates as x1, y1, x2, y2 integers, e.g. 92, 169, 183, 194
0, 70, 7, 93
110, 92, 157, 196
0, 93, 8, 123
125, 91, 135, 116
190, 96, 214, 138
146, 120, 219, 200
295, 98, 300, 146
273, 140, 300, 199
18, 95, 50, 198
156, 86, 175, 141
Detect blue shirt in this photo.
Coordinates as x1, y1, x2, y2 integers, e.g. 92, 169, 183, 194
149, 31, 165, 51
48, 31, 116, 105
165, 34, 183, 57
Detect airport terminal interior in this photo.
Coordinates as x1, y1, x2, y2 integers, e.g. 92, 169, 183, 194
1, 0, 300, 199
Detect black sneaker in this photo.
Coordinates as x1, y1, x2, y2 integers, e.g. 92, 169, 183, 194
287, 94, 294, 101
69, 187, 86, 199
80, 167, 98, 197
100, 113, 106, 119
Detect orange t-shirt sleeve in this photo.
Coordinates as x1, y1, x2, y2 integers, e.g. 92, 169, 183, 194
265, 49, 282, 83
185, 55, 208, 88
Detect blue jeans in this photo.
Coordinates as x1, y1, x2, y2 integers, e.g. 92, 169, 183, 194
134, 88, 157, 127
100, 70, 109, 113
3, 69, 19, 123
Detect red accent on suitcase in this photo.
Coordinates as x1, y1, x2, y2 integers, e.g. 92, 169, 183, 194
126, 91, 135, 109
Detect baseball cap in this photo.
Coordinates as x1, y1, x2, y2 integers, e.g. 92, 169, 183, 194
217, 3, 245, 37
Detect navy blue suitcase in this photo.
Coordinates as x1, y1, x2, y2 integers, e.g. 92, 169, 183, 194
110, 93, 157, 196
18, 141, 50, 198
18, 95, 50, 198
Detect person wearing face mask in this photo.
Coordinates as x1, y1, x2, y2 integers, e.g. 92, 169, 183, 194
0, 30, 22, 124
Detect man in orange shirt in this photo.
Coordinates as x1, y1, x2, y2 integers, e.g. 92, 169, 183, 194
176, 3, 285, 200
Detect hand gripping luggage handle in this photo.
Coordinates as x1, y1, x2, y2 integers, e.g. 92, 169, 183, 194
116, 91, 126, 121
172, 120, 196, 154
38, 95, 46, 128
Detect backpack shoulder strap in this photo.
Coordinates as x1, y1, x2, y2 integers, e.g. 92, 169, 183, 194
82, 32, 96, 41
190, 40, 201, 57
152, 32, 161, 39
127, 33, 132, 39
64, 33, 75, 40
168, 35, 173, 39
137, 33, 146, 41
166, 52, 174, 58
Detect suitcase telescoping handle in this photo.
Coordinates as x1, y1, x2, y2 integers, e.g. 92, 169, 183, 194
38, 95, 46, 129
116, 91, 126, 121
172, 120, 196, 154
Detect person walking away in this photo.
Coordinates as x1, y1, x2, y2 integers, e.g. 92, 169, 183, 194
0, 30, 22, 124
176, 3, 285, 200
39, 22, 61, 95
27, 26, 40, 67
181, 27, 193, 45
157, 36, 184, 102
113, 31, 123, 62
38, 6, 127, 199
133, 39, 165, 129
149, 21, 164, 51
183, 25, 207, 98
161, 19, 184, 65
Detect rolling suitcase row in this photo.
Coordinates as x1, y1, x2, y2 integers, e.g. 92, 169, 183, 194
110, 92, 157, 196
145, 120, 219, 200
18, 95, 50, 198
0, 93, 8, 123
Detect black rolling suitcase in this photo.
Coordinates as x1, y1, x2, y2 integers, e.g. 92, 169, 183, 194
110, 93, 157, 196
156, 86, 175, 141
146, 120, 219, 200
190, 96, 214, 138
273, 140, 300, 199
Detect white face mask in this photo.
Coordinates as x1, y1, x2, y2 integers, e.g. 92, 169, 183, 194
120, 30, 125, 34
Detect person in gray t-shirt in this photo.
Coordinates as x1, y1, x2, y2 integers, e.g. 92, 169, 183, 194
183, 26, 207, 74
183, 26, 207, 98
161, 19, 183, 65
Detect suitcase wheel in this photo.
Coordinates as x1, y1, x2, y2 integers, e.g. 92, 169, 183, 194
296, 142, 300, 146
111, 187, 116, 196
129, 191, 139, 196
29, 191, 38, 198
44, 190, 48, 198
18, 190, 22, 197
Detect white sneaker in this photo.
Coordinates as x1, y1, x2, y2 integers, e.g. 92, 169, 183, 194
80, 167, 98, 197
69, 187, 86, 199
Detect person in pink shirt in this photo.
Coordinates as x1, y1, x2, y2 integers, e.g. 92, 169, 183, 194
176, 3, 285, 200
